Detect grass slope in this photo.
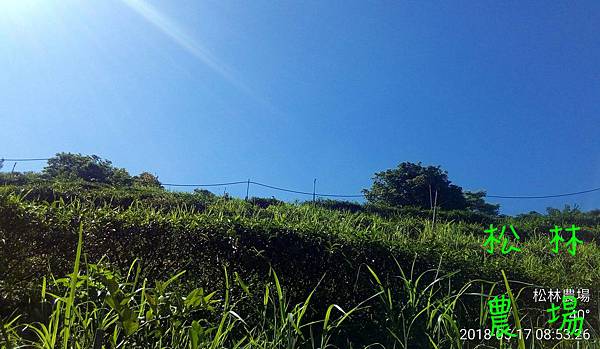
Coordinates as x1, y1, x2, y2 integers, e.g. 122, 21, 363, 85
1, 182, 599, 348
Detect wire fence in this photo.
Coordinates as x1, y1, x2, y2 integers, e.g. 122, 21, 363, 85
2, 157, 600, 200
163, 180, 364, 199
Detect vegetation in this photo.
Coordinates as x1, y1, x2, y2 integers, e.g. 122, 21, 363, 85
1, 153, 162, 189
363, 161, 499, 215
1, 155, 599, 348
43, 153, 133, 185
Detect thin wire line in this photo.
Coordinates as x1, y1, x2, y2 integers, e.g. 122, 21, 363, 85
249, 182, 364, 198
1, 158, 51, 162
163, 181, 248, 187
2, 157, 600, 200
315, 193, 365, 198
250, 181, 314, 195
487, 187, 600, 199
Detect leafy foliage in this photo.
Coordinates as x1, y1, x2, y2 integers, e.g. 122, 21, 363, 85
1, 232, 362, 348
1, 156, 600, 347
249, 196, 285, 209
133, 172, 163, 188
363, 162, 470, 210
43, 153, 132, 185
464, 190, 500, 215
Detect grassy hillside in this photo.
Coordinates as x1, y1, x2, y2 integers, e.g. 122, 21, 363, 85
1, 182, 599, 348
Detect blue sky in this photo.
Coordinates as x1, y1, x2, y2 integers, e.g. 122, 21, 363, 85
1, 0, 599, 214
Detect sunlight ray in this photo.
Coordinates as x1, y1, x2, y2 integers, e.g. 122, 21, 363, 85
119, 0, 252, 95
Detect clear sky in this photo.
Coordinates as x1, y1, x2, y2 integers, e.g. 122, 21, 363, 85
1, 0, 599, 214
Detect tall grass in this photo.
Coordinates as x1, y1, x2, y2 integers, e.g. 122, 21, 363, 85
2, 225, 374, 348
1, 187, 600, 348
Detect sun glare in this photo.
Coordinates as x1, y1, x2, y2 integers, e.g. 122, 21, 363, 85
0, 0, 40, 14
0, 0, 45, 27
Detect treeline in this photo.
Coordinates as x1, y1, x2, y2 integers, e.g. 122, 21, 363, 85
1, 177, 599, 245
1, 153, 599, 229
0, 153, 162, 187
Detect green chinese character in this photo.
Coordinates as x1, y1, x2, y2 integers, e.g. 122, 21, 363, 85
483, 224, 521, 255
565, 224, 583, 256
488, 294, 516, 338
559, 296, 584, 336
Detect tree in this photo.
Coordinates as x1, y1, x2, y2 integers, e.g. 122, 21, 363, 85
193, 188, 216, 198
43, 153, 132, 185
464, 190, 500, 215
363, 162, 500, 215
363, 162, 468, 210
134, 172, 163, 188
364, 162, 500, 213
